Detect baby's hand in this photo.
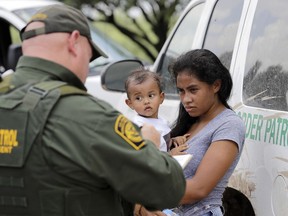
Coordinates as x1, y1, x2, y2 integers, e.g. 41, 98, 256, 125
171, 133, 190, 147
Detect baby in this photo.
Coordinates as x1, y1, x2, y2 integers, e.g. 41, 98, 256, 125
125, 68, 189, 154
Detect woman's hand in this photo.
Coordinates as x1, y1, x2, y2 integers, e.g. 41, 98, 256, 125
171, 134, 190, 147
170, 144, 188, 156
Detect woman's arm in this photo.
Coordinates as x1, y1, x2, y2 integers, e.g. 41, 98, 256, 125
180, 140, 238, 204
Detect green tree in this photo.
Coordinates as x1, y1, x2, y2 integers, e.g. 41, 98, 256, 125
59, 0, 189, 62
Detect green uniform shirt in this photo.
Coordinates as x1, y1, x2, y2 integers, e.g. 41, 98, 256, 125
12, 56, 185, 215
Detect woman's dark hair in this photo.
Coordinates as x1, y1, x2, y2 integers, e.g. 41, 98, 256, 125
169, 49, 233, 137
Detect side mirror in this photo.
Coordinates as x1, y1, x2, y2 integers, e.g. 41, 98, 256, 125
101, 59, 143, 92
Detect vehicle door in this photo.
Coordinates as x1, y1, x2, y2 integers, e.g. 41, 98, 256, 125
230, 0, 288, 215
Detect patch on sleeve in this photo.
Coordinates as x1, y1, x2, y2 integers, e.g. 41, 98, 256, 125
114, 115, 145, 150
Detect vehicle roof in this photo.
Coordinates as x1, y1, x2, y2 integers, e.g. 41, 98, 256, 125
0, 0, 60, 11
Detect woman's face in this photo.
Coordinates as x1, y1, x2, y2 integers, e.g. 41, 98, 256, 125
176, 71, 220, 117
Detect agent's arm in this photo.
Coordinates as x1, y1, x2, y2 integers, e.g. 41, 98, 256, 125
91, 114, 186, 210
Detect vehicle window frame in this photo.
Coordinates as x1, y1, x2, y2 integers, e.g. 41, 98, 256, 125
155, 1, 205, 99
202, 0, 245, 71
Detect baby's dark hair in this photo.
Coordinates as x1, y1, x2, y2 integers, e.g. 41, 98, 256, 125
125, 67, 163, 97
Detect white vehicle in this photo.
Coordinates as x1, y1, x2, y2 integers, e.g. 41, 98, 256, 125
101, 0, 288, 215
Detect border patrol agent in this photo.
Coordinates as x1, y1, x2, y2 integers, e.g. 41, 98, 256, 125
0, 5, 185, 216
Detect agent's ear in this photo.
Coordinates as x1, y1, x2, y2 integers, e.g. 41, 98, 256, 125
67, 30, 80, 57
125, 98, 134, 110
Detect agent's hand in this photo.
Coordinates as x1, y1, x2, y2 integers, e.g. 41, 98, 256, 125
134, 204, 167, 216
141, 123, 160, 148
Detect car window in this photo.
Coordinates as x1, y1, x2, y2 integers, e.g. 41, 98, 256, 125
243, 0, 288, 111
203, 0, 244, 70
88, 25, 135, 76
157, 3, 204, 96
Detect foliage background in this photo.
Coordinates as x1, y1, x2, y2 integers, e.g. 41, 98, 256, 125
59, 0, 190, 62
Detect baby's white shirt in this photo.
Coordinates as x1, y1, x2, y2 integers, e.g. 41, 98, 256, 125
133, 115, 171, 152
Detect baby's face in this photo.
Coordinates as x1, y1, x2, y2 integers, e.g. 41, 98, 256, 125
127, 78, 164, 118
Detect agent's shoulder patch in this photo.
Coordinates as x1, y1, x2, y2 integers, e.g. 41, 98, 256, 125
114, 115, 145, 150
